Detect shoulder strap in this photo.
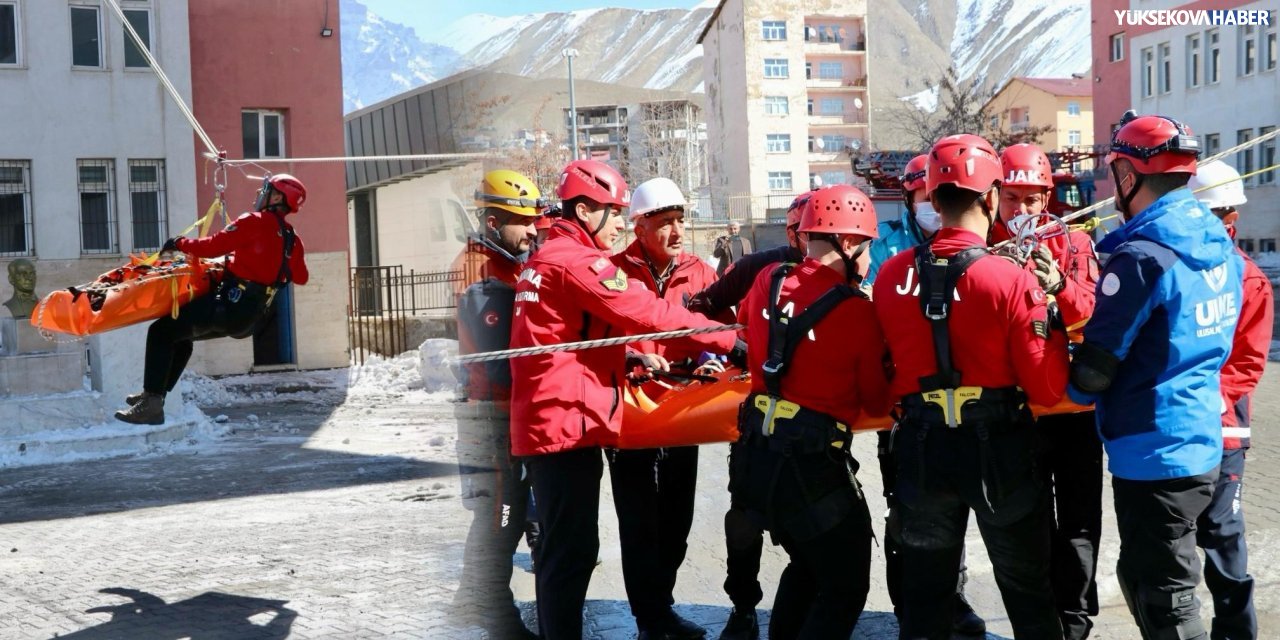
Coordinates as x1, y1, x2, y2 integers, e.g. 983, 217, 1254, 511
762, 263, 863, 397
270, 212, 297, 287
914, 244, 988, 392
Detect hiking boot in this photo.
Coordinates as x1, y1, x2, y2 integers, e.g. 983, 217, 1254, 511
953, 594, 987, 635
115, 392, 165, 425
125, 392, 145, 406
718, 607, 758, 640
640, 612, 706, 640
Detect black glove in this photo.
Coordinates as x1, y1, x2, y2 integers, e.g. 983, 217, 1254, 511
160, 237, 180, 253
726, 338, 748, 370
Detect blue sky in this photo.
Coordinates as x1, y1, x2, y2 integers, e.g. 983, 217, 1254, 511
361, 0, 708, 41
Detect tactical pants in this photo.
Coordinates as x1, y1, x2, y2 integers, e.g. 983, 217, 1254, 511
143, 283, 269, 394
723, 440, 765, 613
894, 418, 1062, 640
452, 403, 531, 631
1113, 469, 1216, 640
609, 445, 700, 631
1196, 449, 1256, 640
526, 447, 604, 640
1040, 412, 1104, 640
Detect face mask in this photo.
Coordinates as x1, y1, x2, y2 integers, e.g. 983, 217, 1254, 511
914, 202, 942, 234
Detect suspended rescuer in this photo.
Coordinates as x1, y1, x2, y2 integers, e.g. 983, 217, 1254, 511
116, 174, 309, 425
1189, 159, 1268, 639
1068, 112, 1243, 640
872, 134, 1069, 640
451, 169, 543, 640
866, 153, 985, 636
608, 176, 722, 640
686, 191, 810, 640
509, 160, 740, 640
732, 184, 889, 639
994, 143, 1103, 640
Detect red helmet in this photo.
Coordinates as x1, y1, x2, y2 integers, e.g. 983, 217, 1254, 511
534, 215, 554, 230
901, 154, 929, 192
1000, 144, 1053, 188
1105, 112, 1200, 174
926, 134, 1002, 195
785, 192, 812, 228
556, 160, 631, 208
798, 185, 878, 239
256, 173, 307, 213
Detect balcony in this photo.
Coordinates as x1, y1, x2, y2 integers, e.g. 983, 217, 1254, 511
805, 76, 868, 91
1010, 119, 1031, 133
803, 23, 865, 54
808, 112, 868, 127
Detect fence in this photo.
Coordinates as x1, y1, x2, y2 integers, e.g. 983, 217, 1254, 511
348, 265, 409, 365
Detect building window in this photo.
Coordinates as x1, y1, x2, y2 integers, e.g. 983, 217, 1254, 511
1158, 42, 1171, 93
1204, 133, 1220, 156
1187, 34, 1201, 87
1068, 130, 1082, 146
1261, 239, 1276, 253
806, 98, 813, 115
763, 58, 789, 79
1207, 29, 1221, 84
0, 160, 32, 256
1141, 47, 1154, 97
1240, 25, 1258, 76
820, 171, 847, 186
1264, 12, 1277, 71
128, 160, 166, 251
766, 134, 791, 153
78, 159, 117, 254
990, 115, 999, 130
768, 171, 793, 191
764, 96, 789, 115
761, 20, 786, 41
1237, 129, 1254, 186
1239, 238, 1255, 253
820, 97, 844, 115
0, 2, 20, 66
1260, 126, 1276, 185
1110, 33, 1124, 62
1067, 101, 1080, 116
820, 134, 847, 151
71, 5, 103, 68
818, 61, 843, 80
242, 110, 285, 159
122, 8, 152, 68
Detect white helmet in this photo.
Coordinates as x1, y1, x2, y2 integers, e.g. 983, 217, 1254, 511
1189, 160, 1247, 209
629, 177, 688, 220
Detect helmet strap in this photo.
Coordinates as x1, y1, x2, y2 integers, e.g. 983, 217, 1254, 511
826, 236, 870, 286
1111, 163, 1144, 220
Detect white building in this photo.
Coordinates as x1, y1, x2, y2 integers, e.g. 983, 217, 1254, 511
699, 0, 870, 221
1128, 0, 1278, 252
0, 1, 196, 283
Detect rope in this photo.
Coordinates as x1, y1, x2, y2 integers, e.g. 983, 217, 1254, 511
211, 152, 493, 166
451, 324, 743, 364
102, 0, 218, 158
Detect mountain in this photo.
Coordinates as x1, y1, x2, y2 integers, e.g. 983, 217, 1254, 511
339, 0, 464, 112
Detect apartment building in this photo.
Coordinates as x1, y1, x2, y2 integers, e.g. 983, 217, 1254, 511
563, 99, 707, 198
699, 0, 870, 221
1091, 0, 1278, 253
985, 77, 1097, 160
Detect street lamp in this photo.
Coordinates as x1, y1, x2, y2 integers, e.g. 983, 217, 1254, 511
563, 48, 579, 160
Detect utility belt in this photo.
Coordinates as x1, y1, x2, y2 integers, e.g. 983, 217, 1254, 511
740, 393, 852, 456
900, 386, 1026, 430
217, 271, 279, 307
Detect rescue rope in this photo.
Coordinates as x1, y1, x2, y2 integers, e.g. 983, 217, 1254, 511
451, 323, 744, 364
211, 152, 493, 165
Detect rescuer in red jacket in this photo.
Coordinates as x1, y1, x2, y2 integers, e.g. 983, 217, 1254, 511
873, 134, 1068, 640
996, 143, 1102, 640
732, 184, 889, 639
509, 160, 739, 640
1189, 159, 1272, 640
116, 174, 309, 426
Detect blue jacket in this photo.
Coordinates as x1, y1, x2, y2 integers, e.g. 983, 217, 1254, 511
866, 209, 926, 286
1069, 188, 1243, 480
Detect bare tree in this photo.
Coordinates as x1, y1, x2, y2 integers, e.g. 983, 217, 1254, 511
884, 67, 1055, 150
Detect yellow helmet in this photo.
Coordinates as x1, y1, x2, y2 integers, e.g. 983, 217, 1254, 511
475, 169, 543, 217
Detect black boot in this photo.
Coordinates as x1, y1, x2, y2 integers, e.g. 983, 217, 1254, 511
952, 593, 987, 635
718, 607, 758, 640
125, 392, 145, 406
115, 392, 165, 425
640, 612, 706, 640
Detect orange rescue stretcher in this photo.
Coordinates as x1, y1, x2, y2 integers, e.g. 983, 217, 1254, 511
618, 367, 1092, 450
31, 254, 221, 337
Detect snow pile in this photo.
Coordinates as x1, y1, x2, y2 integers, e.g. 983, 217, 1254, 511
179, 372, 240, 407
902, 85, 940, 113
418, 338, 461, 393
348, 351, 426, 395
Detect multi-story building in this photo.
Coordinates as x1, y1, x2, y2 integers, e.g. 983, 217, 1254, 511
699, 0, 870, 221
564, 99, 708, 200
1091, 0, 1278, 253
984, 77, 1097, 160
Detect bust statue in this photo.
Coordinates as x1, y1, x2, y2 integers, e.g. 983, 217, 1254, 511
3, 259, 38, 319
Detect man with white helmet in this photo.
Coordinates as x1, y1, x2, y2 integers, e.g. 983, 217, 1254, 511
608, 176, 721, 639
1188, 159, 1271, 640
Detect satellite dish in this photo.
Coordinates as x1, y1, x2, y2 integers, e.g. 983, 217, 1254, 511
853, 97, 864, 110
849, 139, 863, 151
812, 175, 824, 188
814, 137, 825, 150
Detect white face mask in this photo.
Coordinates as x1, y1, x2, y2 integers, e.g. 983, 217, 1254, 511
914, 202, 942, 234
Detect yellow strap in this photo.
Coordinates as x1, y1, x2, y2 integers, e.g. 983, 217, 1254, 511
142, 198, 222, 266
1070, 214, 1119, 234
170, 278, 180, 319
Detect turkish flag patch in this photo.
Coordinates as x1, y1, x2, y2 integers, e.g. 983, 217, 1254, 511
1027, 287, 1046, 305
483, 311, 500, 327
589, 257, 611, 274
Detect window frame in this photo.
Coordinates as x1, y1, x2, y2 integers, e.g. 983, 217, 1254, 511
1240, 24, 1257, 77
1067, 130, 1082, 146
1204, 133, 1220, 157
0, 1, 21, 67
1259, 126, 1276, 186
128, 159, 167, 252
121, 6, 153, 69
1066, 101, 1081, 117
1110, 33, 1124, 62
70, 4, 104, 70
761, 20, 787, 41
763, 96, 789, 116
1264, 11, 1277, 72
1237, 129, 1255, 187
765, 133, 791, 154
78, 158, 118, 255
819, 97, 844, 116
817, 61, 843, 80
763, 58, 789, 79
1207, 29, 1221, 84
242, 109, 286, 159
1186, 33, 1201, 87
1141, 47, 1154, 97
1157, 42, 1171, 94
767, 171, 793, 191
0, 160, 33, 257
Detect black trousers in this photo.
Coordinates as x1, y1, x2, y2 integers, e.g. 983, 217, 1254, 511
1196, 449, 1256, 640
526, 447, 604, 640
894, 419, 1062, 640
1040, 412, 1104, 640
609, 446, 699, 631
1113, 469, 1216, 640
453, 404, 531, 629
723, 440, 765, 612
143, 286, 267, 394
